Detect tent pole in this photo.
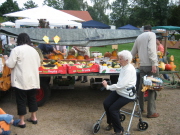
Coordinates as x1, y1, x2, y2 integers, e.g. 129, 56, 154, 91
164, 31, 168, 57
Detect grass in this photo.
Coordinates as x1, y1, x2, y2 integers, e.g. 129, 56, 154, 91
90, 43, 180, 72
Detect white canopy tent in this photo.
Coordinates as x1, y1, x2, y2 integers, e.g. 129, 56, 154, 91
15, 18, 82, 28
3, 5, 84, 22
1, 21, 15, 27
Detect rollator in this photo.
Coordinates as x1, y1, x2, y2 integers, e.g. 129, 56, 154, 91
92, 86, 148, 135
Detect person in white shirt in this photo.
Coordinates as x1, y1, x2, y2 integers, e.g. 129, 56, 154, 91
102, 50, 136, 135
0, 35, 10, 49
5, 33, 40, 128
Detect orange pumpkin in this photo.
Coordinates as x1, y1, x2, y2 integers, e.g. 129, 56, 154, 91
110, 56, 118, 60
76, 55, 84, 60
49, 53, 64, 60
112, 49, 118, 56
104, 51, 112, 57
67, 55, 76, 59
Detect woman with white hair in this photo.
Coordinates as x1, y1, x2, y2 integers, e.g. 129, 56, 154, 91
102, 50, 137, 135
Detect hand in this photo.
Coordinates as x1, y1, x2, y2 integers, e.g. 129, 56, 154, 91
102, 80, 107, 87
151, 66, 157, 73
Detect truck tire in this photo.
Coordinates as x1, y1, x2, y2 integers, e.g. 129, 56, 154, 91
36, 79, 51, 107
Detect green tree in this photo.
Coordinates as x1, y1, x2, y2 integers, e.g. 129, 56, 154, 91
63, 0, 87, 10
88, 0, 110, 24
168, 5, 180, 26
43, 0, 63, 9
110, 0, 129, 27
0, 0, 20, 22
23, 0, 38, 9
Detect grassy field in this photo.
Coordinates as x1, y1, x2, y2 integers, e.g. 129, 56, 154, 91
90, 43, 180, 72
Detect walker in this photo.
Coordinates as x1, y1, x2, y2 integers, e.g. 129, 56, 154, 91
92, 86, 148, 135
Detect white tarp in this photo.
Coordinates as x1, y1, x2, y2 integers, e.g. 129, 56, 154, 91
3, 5, 84, 22
1, 21, 15, 27
15, 18, 82, 28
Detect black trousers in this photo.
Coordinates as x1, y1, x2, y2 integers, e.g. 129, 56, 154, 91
14, 87, 38, 115
103, 91, 132, 133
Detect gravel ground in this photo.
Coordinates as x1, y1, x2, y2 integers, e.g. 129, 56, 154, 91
0, 78, 180, 135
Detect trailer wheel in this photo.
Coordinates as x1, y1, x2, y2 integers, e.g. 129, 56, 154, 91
36, 82, 51, 107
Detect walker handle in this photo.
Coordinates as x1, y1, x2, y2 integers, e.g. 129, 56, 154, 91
126, 86, 136, 97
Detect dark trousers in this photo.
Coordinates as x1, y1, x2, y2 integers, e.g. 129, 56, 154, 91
14, 87, 38, 115
103, 91, 132, 133
138, 66, 159, 115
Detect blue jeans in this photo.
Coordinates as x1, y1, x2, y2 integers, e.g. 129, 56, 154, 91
0, 114, 13, 124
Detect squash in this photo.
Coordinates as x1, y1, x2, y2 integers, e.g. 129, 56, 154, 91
67, 55, 76, 59
49, 53, 64, 60
112, 49, 118, 56
169, 62, 176, 71
169, 55, 174, 62
110, 56, 117, 59
158, 61, 165, 71
76, 55, 84, 60
104, 51, 112, 57
165, 64, 172, 71
84, 55, 90, 60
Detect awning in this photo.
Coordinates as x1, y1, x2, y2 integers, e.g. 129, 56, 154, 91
0, 28, 142, 46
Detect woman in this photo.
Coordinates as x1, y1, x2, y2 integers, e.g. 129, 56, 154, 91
5, 33, 40, 128
102, 50, 136, 135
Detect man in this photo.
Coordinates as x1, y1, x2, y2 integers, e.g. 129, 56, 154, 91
131, 25, 159, 118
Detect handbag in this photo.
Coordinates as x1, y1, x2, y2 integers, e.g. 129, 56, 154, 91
0, 59, 11, 91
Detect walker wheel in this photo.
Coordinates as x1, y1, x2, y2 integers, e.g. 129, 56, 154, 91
92, 123, 100, 134
120, 114, 126, 122
137, 121, 148, 131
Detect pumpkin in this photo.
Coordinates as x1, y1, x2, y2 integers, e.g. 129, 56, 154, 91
169, 62, 176, 71
76, 55, 84, 60
84, 55, 90, 60
67, 55, 76, 59
165, 64, 172, 71
112, 49, 118, 56
110, 56, 118, 60
104, 51, 112, 57
49, 53, 64, 60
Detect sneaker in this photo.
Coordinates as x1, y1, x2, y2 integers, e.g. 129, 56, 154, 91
147, 113, 159, 118
105, 124, 113, 131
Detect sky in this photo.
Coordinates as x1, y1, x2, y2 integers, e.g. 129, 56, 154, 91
0, 0, 115, 8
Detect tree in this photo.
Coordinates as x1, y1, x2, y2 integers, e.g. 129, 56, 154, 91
23, 0, 38, 9
88, 0, 110, 24
168, 5, 180, 26
63, 0, 87, 10
0, 0, 20, 22
43, 0, 63, 9
110, 0, 129, 27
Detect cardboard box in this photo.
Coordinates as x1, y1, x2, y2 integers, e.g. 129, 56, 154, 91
99, 65, 121, 73
67, 64, 99, 74
39, 65, 67, 74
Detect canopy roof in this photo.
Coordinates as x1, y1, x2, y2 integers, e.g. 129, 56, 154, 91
1, 21, 15, 26
3, 6, 84, 22
15, 19, 82, 28
82, 20, 110, 29
118, 24, 140, 30
0, 28, 142, 46
152, 26, 180, 30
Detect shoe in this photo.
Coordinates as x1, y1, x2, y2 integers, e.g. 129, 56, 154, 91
147, 113, 159, 118
105, 124, 113, 131
27, 118, 38, 124
81, 80, 88, 83
17, 124, 26, 128
75, 78, 81, 81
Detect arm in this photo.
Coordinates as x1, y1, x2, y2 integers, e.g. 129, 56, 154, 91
5, 49, 17, 69
73, 46, 85, 54
131, 40, 138, 58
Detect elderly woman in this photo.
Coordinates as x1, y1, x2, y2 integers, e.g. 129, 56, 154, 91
102, 50, 137, 135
